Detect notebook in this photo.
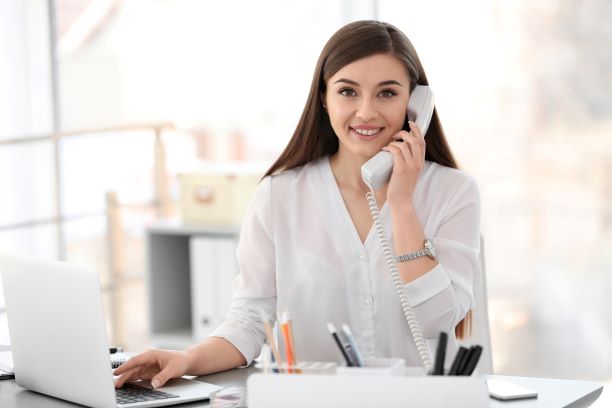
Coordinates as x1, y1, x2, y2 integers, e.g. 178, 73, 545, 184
0, 253, 223, 407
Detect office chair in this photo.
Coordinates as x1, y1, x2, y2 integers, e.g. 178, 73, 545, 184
458, 235, 494, 374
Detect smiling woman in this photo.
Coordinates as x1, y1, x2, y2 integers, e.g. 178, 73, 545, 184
324, 54, 410, 162
113, 20, 482, 388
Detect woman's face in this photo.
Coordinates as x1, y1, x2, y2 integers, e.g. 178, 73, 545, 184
325, 53, 411, 162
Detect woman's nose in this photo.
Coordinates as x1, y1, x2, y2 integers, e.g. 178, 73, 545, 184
355, 98, 378, 121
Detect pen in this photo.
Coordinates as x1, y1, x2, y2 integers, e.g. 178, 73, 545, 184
448, 346, 468, 375
432, 332, 447, 375
260, 310, 283, 372
327, 323, 353, 367
341, 324, 364, 367
460, 345, 483, 376
109, 347, 123, 354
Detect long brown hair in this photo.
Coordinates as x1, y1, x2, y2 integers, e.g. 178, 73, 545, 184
264, 20, 471, 339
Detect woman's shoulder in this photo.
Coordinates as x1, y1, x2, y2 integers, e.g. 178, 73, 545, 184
422, 161, 480, 200
266, 156, 327, 190
425, 161, 476, 182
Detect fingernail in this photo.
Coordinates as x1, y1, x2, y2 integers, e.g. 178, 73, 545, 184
152, 379, 160, 389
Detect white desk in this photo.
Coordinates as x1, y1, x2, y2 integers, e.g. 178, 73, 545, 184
0, 366, 604, 407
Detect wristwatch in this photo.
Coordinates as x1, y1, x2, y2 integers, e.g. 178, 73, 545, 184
396, 239, 436, 263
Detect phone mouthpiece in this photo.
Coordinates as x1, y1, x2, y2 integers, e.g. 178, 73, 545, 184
361, 152, 394, 191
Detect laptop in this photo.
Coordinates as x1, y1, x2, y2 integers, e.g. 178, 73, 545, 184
0, 361, 15, 380
0, 253, 223, 407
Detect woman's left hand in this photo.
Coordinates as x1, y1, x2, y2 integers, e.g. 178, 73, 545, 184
382, 121, 426, 206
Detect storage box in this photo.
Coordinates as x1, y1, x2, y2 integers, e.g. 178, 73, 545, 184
179, 165, 262, 224
337, 358, 407, 376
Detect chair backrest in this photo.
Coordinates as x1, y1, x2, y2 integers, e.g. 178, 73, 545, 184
458, 235, 494, 374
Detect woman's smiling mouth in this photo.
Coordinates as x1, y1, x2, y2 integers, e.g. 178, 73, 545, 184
351, 126, 384, 139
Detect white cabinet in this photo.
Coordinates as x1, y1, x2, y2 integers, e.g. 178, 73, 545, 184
146, 220, 239, 349
189, 236, 237, 340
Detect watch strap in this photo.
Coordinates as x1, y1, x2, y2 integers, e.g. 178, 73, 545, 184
395, 239, 435, 263
396, 248, 430, 263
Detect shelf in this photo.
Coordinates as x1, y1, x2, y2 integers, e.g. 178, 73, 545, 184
148, 219, 240, 236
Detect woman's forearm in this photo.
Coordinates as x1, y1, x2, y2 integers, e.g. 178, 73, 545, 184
183, 337, 247, 376
390, 202, 438, 283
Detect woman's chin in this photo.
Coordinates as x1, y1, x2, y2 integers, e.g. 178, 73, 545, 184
353, 147, 385, 163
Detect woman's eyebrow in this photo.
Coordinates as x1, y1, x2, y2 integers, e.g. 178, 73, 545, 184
333, 78, 403, 86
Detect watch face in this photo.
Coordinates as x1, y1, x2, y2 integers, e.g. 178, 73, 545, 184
425, 239, 436, 258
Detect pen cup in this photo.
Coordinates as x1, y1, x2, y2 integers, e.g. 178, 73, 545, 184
254, 361, 338, 374
337, 358, 407, 376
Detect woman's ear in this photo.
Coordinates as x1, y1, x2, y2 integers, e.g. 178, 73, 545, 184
320, 92, 327, 110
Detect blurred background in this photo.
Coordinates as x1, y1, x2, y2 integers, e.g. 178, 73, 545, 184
1, 0, 611, 385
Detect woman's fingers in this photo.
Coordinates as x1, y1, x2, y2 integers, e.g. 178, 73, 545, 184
113, 351, 153, 375
113, 349, 189, 389
114, 367, 141, 388
151, 362, 182, 389
408, 120, 423, 140
407, 121, 426, 163
382, 144, 406, 170
114, 363, 163, 388
388, 129, 421, 167
113, 350, 164, 388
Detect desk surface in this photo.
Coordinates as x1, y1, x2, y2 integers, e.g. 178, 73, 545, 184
0, 367, 605, 408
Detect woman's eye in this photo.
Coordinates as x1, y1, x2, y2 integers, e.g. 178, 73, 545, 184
379, 89, 397, 98
339, 88, 356, 97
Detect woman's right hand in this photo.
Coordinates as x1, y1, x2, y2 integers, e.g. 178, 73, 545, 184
113, 349, 191, 389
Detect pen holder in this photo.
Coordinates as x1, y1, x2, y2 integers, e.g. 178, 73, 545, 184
254, 361, 338, 374
337, 358, 408, 376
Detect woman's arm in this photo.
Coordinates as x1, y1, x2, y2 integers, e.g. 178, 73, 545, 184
393, 176, 481, 335
390, 203, 438, 283
184, 337, 247, 375
113, 337, 246, 389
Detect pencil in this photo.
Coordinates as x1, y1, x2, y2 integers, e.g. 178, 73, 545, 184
279, 312, 296, 372
285, 314, 301, 373
260, 310, 283, 372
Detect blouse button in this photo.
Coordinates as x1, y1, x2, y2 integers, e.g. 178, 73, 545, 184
359, 254, 368, 261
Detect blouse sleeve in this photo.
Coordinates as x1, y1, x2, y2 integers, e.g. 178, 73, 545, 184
402, 175, 481, 337
208, 176, 277, 365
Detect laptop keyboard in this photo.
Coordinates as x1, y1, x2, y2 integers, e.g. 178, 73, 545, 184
115, 383, 179, 405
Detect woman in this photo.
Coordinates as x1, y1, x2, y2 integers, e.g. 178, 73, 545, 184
114, 20, 480, 388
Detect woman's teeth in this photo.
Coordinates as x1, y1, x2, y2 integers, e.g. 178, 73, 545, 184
354, 128, 381, 136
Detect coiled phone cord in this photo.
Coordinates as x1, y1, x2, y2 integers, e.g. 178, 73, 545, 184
366, 191, 434, 372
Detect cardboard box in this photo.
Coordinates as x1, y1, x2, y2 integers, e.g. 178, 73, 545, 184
180, 167, 262, 224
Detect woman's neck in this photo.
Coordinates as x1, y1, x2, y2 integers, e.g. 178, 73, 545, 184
329, 149, 372, 191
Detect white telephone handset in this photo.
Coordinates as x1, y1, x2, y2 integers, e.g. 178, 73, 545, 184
361, 86, 435, 190
361, 86, 436, 371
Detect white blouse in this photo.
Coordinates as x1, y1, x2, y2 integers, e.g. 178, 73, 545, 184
209, 156, 481, 367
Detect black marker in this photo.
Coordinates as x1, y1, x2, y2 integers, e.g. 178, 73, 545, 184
327, 323, 353, 367
457, 346, 476, 375
461, 345, 483, 376
432, 332, 447, 375
448, 346, 468, 376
